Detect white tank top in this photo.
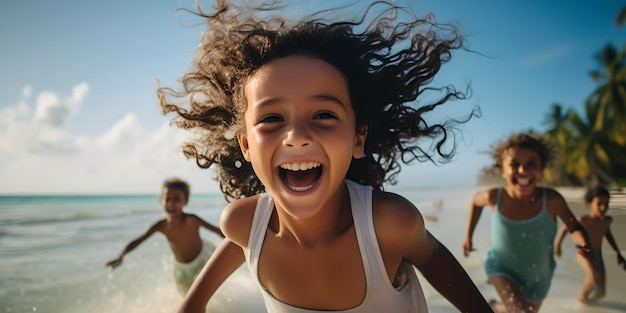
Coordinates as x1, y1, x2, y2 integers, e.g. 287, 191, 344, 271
246, 180, 428, 313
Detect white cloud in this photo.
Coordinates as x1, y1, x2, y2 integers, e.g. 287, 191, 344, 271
0, 84, 219, 194
22, 85, 32, 98
33, 91, 65, 127
95, 113, 144, 153
520, 44, 573, 67
66, 82, 88, 115
0, 100, 30, 131
0, 83, 90, 154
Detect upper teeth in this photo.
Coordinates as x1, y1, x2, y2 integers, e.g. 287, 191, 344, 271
280, 162, 321, 171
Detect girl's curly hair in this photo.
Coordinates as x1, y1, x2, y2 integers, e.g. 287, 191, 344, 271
489, 132, 557, 171
158, 0, 477, 202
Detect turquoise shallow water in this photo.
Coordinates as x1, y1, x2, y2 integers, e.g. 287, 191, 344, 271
1, 187, 625, 312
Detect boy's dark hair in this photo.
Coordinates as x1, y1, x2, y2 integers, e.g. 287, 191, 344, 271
159, 0, 477, 201
162, 177, 191, 202
584, 185, 610, 204
489, 133, 556, 170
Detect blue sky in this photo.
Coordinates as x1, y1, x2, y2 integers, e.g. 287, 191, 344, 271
0, 1, 624, 194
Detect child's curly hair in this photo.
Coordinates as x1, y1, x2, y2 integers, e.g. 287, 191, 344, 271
162, 177, 190, 202
158, 0, 477, 201
584, 185, 610, 204
489, 133, 557, 171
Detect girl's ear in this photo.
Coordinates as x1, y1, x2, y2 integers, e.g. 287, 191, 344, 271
353, 125, 368, 159
237, 133, 252, 162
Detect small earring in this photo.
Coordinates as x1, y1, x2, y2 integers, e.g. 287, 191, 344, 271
235, 160, 242, 168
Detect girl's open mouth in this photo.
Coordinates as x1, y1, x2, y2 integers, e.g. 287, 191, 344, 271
279, 162, 322, 192
516, 177, 532, 187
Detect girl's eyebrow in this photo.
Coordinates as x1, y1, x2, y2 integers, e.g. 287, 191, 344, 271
253, 94, 347, 109
312, 94, 347, 109
253, 97, 282, 109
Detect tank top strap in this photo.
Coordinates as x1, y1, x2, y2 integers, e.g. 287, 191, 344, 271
541, 188, 547, 214
247, 193, 274, 279
344, 180, 378, 296
495, 188, 502, 213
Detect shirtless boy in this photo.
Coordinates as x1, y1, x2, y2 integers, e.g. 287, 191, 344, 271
555, 185, 626, 304
106, 177, 224, 293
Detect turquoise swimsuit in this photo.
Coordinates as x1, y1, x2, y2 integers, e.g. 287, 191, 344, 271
484, 188, 557, 302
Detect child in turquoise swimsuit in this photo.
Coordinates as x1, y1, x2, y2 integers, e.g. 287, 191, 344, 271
463, 133, 592, 313
554, 185, 626, 304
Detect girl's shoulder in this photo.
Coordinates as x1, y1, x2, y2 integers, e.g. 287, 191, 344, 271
472, 188, 499, 207
372, 190, 420, 217
371, 190, 434, 264
541, 187, 567, 203
371, 190, 424, 240
221, 194, 262, 248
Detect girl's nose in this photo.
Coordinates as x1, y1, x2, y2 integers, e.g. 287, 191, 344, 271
283, 123, 312, 148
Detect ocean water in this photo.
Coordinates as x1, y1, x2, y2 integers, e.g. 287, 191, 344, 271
1, 187, 625, 313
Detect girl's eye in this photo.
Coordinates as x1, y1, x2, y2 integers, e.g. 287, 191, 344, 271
526, 162, 539, 169
259, 115, 283, 124
313, 111, 337, 120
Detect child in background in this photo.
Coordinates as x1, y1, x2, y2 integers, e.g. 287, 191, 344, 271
106, 177, 224, 294
159, 1, 492, 312
554, 185, 626, 304
463, 133, 592, 313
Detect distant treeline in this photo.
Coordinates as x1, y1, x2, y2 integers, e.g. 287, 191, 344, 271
480, 7, 626, 189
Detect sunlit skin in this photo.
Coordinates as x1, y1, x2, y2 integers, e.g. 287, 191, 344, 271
555, 193, 626, 304
238, 55, 366, 227
463, 147, 593, 313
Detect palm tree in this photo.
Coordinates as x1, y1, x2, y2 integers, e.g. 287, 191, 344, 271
542, 103, 574, 185
543, 103, 572, 146
587, 43, 626, 145
616, 7, 626, 27
565, 101, 618, 187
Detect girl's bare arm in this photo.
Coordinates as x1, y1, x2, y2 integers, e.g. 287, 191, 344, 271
179, 197, 257, 312
463, 190, 490, 257
178, 239, 245, 313
379, 193, 493, 312
550, 190, 592, 254
554, 225, 569, 257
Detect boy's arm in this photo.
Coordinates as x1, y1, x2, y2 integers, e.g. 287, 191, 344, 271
179, 239, 245, 313
194, 215, 225, 238
554, 225, 569, 257
105, 221, 162, 269
604, 222, 626, 270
